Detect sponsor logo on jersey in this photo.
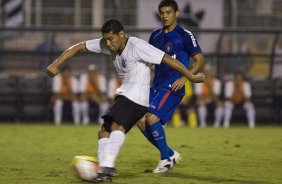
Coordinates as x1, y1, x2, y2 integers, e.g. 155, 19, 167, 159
184, 29, 197, 47
121, 58, 127, 68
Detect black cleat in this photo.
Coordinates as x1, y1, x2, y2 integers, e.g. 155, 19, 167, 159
108, 167, 118, 177
93, 167, 113, 182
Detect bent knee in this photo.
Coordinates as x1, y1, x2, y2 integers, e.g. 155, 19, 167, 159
145, 113, 160, 125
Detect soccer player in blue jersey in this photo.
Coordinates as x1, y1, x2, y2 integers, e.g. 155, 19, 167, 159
138, 0, 205, 173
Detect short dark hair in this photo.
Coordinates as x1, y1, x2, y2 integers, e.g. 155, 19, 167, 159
101, 19, 124, 34
61, 65, 71, 72
158, 0, 178, 12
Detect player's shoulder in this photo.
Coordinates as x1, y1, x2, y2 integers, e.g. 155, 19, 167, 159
128, 37, 150, 48
176, 25, 196, 38
151, 28, 162, 36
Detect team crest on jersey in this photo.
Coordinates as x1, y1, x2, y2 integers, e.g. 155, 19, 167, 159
121, 58, 127, 68
165, 42, 173, 52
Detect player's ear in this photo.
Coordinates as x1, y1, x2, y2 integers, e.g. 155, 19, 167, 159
119, 31, 125, 39
176, 11, 180, 18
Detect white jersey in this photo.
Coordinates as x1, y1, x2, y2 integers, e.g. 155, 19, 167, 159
86, 37, 165, 106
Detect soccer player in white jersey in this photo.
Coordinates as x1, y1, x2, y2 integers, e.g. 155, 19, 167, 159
47, 19, 205, 182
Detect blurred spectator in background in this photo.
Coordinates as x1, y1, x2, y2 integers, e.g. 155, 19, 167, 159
223, 72, 256, 128
171, 81, 197, 128
194, 65, 223, 128
273, 39, 282, 78
36, 33, 60, 71
79, 64, 108, 125
52, 66, 79, 125
107, 73, 121, 103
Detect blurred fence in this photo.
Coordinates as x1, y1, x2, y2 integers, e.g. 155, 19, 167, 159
0, 27, 281, 123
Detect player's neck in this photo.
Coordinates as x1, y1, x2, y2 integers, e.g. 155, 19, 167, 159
163, 22, 177, 33
118, 37, 128, 54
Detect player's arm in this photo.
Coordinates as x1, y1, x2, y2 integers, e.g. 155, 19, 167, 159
47, 42, 87, 77
162, 54, 205, 83
171, 53, 205, 91
190, 53, 205, 74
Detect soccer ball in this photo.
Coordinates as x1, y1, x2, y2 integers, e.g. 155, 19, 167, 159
72, 155, 99, 181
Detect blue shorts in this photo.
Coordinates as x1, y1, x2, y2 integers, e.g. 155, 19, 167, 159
148, 88, 183, 125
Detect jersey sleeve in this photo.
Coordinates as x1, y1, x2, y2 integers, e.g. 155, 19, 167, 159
85, 38, 111, 55
214, 79, 222, 96
148, 33, 154, 45
134, 39, 164, 65
182, 30, 202, 56
52, 75, 61, 93
244, 82, 252, 98
71, 77, 79, 94
224, 81, 234, 98
79, 74, 88, 93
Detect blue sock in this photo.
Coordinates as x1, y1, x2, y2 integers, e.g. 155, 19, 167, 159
142, 129, 157, 147
142, 128, 174, 157
149, 122, 173, 160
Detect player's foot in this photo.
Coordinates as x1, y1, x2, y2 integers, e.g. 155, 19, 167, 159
170, 150, 181, 165
152, 151, 181, 174
93, 167, 112, 182
152, 159, 173, 173
108, 167, 118, 177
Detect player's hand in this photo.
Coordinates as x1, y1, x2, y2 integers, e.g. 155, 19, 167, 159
46, 62, 59, 77
190, 73, 205, 83
171, 77, 186, 91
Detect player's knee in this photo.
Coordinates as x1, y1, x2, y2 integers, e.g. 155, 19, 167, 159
98, 128, 110, 139
111, 122, 125, 133
145, 113, 159, 125
137, 116, 146, 131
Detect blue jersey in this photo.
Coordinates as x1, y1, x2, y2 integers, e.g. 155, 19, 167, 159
149, 25, 202, 95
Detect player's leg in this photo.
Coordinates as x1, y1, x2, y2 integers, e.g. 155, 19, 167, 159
145, 89, 182, 173
214, 102, 224, 128
54, 99, 63, 125
223, 100, 234, 128
72, 100, 80, 125
96, 96, 147, 181
243, 101, 256, 128
80, 100, 90, 125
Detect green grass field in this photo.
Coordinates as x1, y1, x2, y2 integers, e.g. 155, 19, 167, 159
0, 124, 282, 184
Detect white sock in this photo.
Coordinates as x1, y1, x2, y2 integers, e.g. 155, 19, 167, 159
100, 130, 125, 168
224, 101, 234, 128
81, 101, 90, 125
214, 105, 224, 128
198, 105, 207, 128
98, 138, 110, 164
72, 101, 80, 125
54, 100, 63, 125
244, 101, 256, 128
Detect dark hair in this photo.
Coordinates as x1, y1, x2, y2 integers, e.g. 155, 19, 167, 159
158, 0, 178, 12
61, 65, 71, 72
101, 19, 124, 34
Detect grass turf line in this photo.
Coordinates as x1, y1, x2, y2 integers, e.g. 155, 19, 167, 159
0, 124, 281, 184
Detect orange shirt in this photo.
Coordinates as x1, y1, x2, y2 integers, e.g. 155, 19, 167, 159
232, 82, 245, 104
86, 76, 100, 95
202, 80, 215, 98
